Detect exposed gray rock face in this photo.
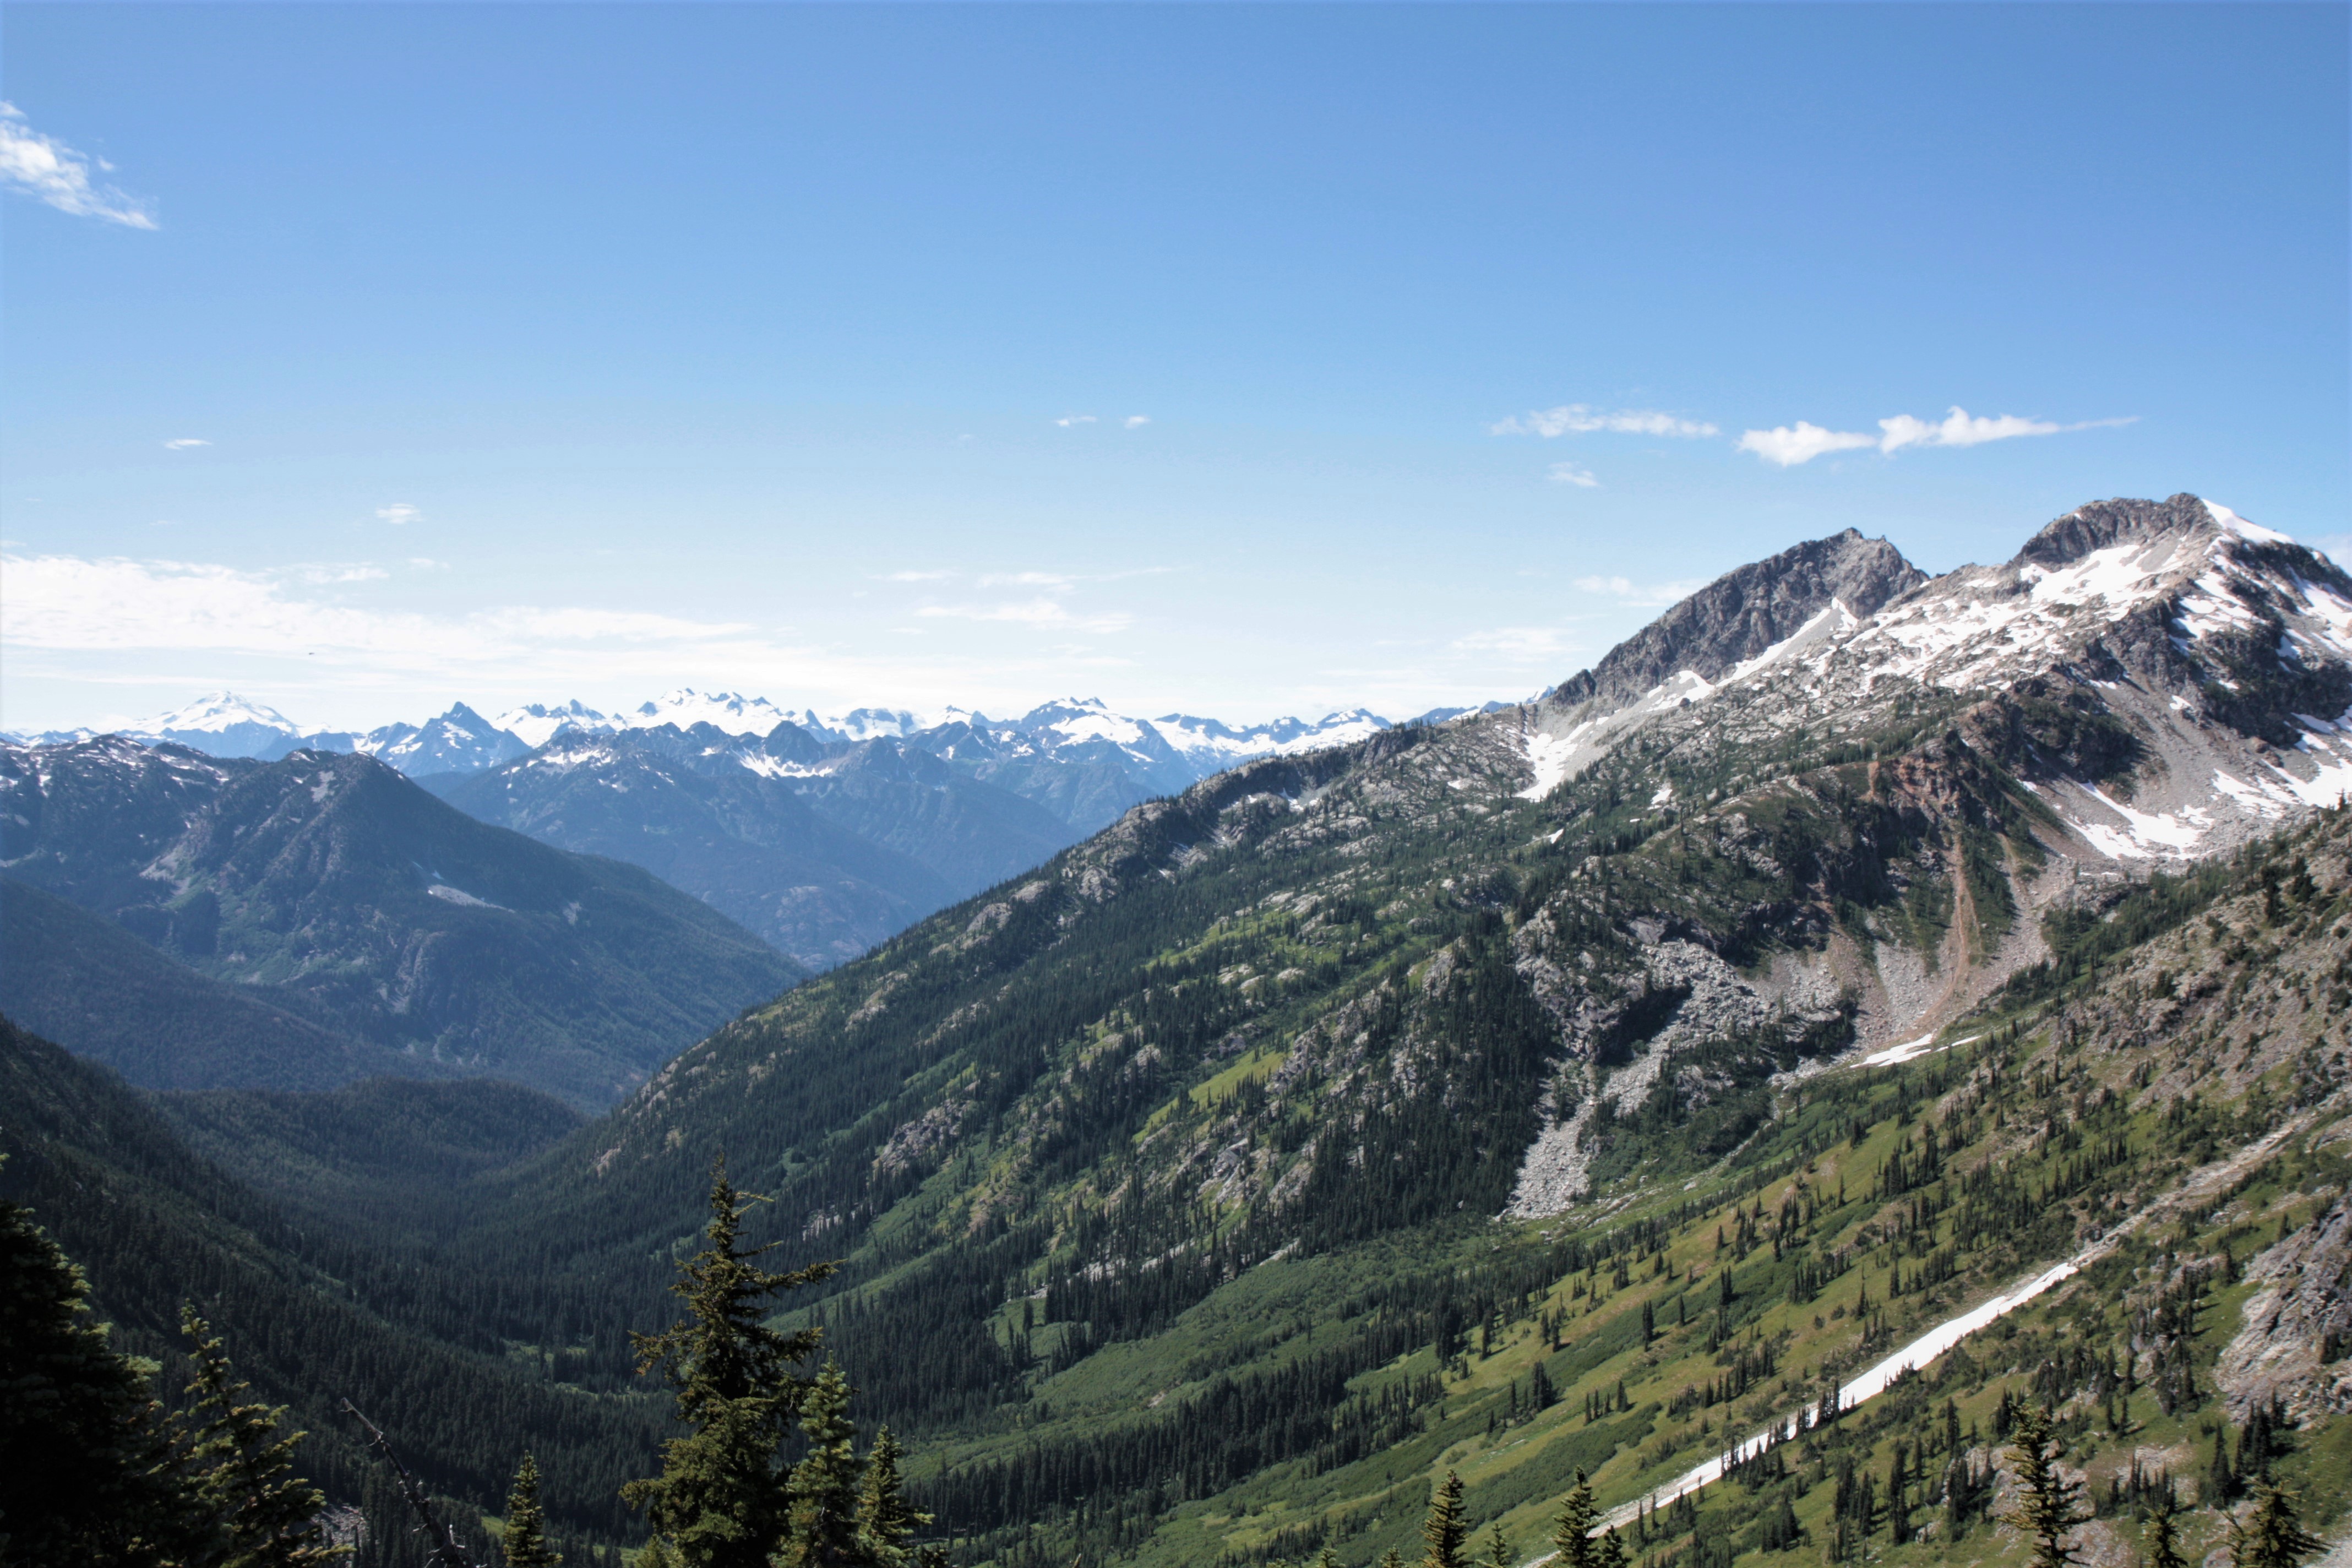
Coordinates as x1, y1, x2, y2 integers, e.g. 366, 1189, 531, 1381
2217, 1199, 2352, 1422
1542, 530, 1928, 717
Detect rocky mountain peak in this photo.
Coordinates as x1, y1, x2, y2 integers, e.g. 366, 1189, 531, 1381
2013, 492, 2234, 569
1543, 527, 1927, 717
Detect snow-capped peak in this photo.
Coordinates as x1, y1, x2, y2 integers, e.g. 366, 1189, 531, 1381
138, 690, 301, 738
496, 700, 612, 748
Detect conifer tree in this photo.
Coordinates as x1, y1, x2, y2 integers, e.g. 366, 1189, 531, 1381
1380, 1550, 1406, 1568
176, 1307, 342, 1568
1551, 1471, 1597, 1568
503, 1453, 560, 1568
1422, 1473, 1469, 1568
857, 1427, 929, 1568
1484, 1522, 1512, 1568
2208, 1424, 2239, 1506
0, 1186, 194, 1567
782, 1363, 866, 1568
2006, 1405, 2089, 1568
2144, 1500, 2187, 1568
1316, 1548, 1343, 1568
1594, 1527, 1627, 1568
2233, 1483, 2327, 1568
623, 1157, 835, 1568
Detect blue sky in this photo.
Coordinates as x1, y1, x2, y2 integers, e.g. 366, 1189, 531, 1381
3, 2, 2346, 733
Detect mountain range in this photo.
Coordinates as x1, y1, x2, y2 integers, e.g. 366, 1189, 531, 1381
0, 740, 801, 1103
7, 493, 2352, 1568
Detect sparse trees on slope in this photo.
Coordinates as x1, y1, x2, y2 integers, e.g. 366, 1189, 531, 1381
2006, 1404, 2089, 1568
176, 1307, 342, 1568
623, 1157, 834, 1568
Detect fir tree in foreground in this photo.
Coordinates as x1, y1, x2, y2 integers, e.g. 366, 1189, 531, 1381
856, 1427, 929, 1568
0, 1185, 189, 1567
782, 1364, 865, 1568
2144, 1499, 2188, 1568
2006, 1404, 2090, 1568
502, 1453, 559, 1568
623, 1157, 835, 1568
176, 1307, 343, 1568
2228, 1482, 2328, 1568
1421, 1472, 1468, 1568
1550, 1471, 1596, 1568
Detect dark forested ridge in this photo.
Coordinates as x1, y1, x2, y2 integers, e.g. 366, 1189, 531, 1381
0, 739, 805, 1105
11, 506, 2352, 1568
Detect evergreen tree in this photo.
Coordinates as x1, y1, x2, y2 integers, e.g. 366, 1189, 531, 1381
1422, 1472, 1469, 1568
0, 1185, 194, 1568
1551, 1471, 1597, 1568
175, 1308, 342, 1568
1484, 1521, 1512, 1568
856, 1427, 929, 1568
1316, 1548, 1343, 1568
1594, 1528, 1627, 1568
2144, 1500, 2187, 1568
782, 1363, 866, 1568
2006, 1405, 2089, 1568
623, 1158, 835, 1568
2208, 1423, 2239, 1506
502, 1453, 559, 1568
2235, 1483, 2327, 1568
1380, 1550, 1405, 1568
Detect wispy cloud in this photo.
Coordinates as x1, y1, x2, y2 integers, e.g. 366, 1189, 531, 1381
163, 438, 210, 450
916, 598, 1130, 634
1740, 406, 2136, 466
1123, 415, 1150, 429
1, 103, 156, 228
1, 554, 752, 662
296, 563, 389, 585
1494, 404, 1718, 439
1574, 574, 1707, 607
1452, 625, 1583, 662
1876, 406, 2136, 453
881, 569, 953, 582
375, 503, 422, 525
1547, 462, 1600, 489
1054, 415, 1097, 428
979, 571, 1075, 590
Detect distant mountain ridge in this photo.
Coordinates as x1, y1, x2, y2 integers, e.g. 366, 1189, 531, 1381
6, 689, 1403, 817
0, 739, 802, 1102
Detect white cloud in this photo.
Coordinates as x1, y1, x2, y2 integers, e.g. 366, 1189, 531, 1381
163, 438, 210, 450
882, 569, 953, 582
1494, 404, 1718, 439
375, 503, 422, 525
1741, 406, 2137, 466
1054, 415, 1097, 428
1736, 422, 1879, 467
296, 563, 389, 585
1876, 406, 2136, 454
1124, 415, 1150, 429
0, 102, 157, 228
1547, 462, 1600, 488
